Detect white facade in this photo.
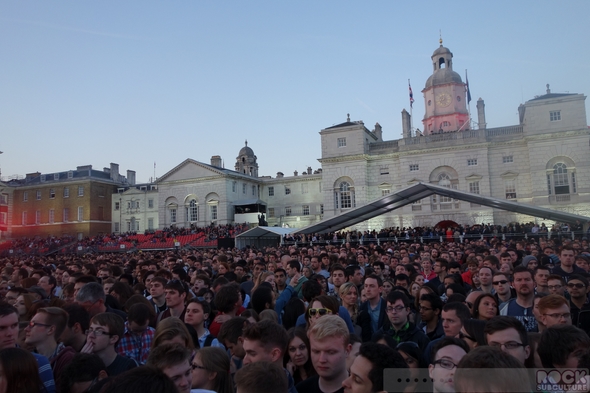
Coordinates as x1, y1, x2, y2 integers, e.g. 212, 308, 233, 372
112, 184, 159, 233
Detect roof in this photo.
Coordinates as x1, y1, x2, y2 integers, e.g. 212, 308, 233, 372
324, 121, 363, 130
528, 93, 577, 102
293, 182, 590, 234
236, 226, 296, 238
233, 199, 266, 206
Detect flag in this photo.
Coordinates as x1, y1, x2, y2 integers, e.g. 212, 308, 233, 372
466, 70, 472, 104
408, 80, 414, 108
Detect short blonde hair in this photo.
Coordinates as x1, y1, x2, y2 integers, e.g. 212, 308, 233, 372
307, 314, 348, 344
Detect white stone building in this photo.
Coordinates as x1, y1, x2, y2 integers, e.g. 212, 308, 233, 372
112, 182, 159, 233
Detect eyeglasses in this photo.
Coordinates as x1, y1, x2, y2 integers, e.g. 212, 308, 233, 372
308, 308, 332, 317
191, 364, 207, 371
432, 359, 459, 370
567, 283, 586, 289
85, 328, 115, 337
489, 341, 525, 350
458, 331, 476, 342
493, 280, 509, 285
387, 305, 407, 313
543, 312, 571, 320
27, 321, 52, 329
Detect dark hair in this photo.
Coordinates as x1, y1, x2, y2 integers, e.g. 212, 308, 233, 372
235, 361, 288, 393
62, 303, 91, 331
282, 297, 306, 331
218, 316, 249, 345
305, 295, 340, 327
538, 325, 590, 368
61, 353, 105, 391
386, 291, 411, 308
472, 293, 498, 320
512, 265, 533, 279
284, 327, 317, 383
99, 366, 179, 393
287, 260, 301, 272
242, 320, 288, 356
0, 302, 18, 318
396, 341, 428, 368
420, 293, 443, 312
164, 279, 188, 295
127, 303, 153, 325
214, 285, 239, 313
359, 342, 409, 391
484, 316, 528, 347
462, 319, 487, 346
446, 293, 467, 304
442, 302, 471, 322
431, 337, 470, 363
0, 347, 44, 393
364, 274, 383, 287
250, 285, 274, 314
301, 280, 323, 302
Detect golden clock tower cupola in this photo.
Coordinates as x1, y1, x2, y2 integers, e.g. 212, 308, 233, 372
422, 38, 470, 134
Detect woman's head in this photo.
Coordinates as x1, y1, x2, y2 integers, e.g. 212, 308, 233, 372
459, 319, 487, 350
192, 347, 233, 393
285, 327, 311, 368
382, 280, 394, 297
339, 282, 358, 308
472, 293, 498, 321
410, 281, 422, 298
15, 294, 34, 319
0, 347, 43, 393
152, 317, 194, 350
305, 295, 339, 328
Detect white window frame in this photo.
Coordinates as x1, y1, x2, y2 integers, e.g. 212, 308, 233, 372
36, 190, 41, 200
550, 110, 561, 122
210, 205, 218, 221
409, 164, 419, 172
22, 211, 27, 225
467, 159, 478, 166
49, 209, 55, 224
285, 185, 291, 195
285, 207, 292, 216
78, 186, 84, 197
63, 208, 69, 223
503, 155, 513, 164
303, 205, 310, 216
35, 210, 41, 225
337, 137, 346, 148
23, 191, 28, 202
77, 207, 84, 221
469, 181, 480, 194
268, 186, 274, 197
50, 188, 55, 199
268, 208, 275, 218
63, 187, 69, 198
505, 179, 517, 199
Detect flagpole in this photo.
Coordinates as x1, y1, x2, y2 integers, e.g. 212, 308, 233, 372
408, 79, 414, 137
465, 69, 472, 128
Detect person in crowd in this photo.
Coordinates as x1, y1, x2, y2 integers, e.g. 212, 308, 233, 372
190, 346, 234, 393
547, 274, 567, 297
484, 316, 531, 365
152, 315, 195, 352
235, 361, 288, 393
60, 303, 90, 352
147, 343, 192, 393
552, 245, 586, 282
423, 302, 471, 364
157, 279, 188, 322
148, 276, 168, 314
538, 324, 590, 369
458, 319, 486, 350
217, 316, 249, 374
184, 298, 223, 348
533, 265, 551, 294
396, 341, 429, 393
339, 282, 359, 325
472, 293, 499, 321
0, 347, 47, 393
358, 275, 387, 342
285, 327, 317, 385
76, 282, 127, 319
418, 293, 444, 341
538, 294, 571, 328
305, 295, 340, 330
60, 353, 107, 393
499, 266, 537, 332
492, 272, 513, 305
428, 337, 469, 393
115, 303, 155, 365
566, 274, 590, 329
209, 284, 241, 337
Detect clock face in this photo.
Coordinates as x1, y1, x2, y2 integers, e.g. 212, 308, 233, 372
436, 93, 452, 107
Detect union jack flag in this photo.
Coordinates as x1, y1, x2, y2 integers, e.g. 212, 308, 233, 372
409, 80, 414, 108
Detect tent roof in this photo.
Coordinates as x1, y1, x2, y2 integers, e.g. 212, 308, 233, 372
236, 226, 296, 239
294, 182, 590, 234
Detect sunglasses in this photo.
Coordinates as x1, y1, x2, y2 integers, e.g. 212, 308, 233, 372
567, 283, 586, 289
308, 308, 332, 317
493, 280, 509, 285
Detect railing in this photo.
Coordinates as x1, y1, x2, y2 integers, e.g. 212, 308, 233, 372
368, 140, 399, 153
549, 194, 572, 203
485, 125, 524, 138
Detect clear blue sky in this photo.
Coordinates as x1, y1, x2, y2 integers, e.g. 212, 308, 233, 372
2, 1, 589, 183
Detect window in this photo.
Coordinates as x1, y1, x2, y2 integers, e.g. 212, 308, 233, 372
36, 190, 41, 200
380, 166, 389, 175
302, 183, 308, 194
78, 186, 84, 196
49, 209, 55, 224
127, 201, 132, 209
335, 181, 355, 209
170, 209, 177, 223
22, 211, 27, 225
467, 159, 478, 166
63, 187, 69, 198
135, 201, 140, 209
469, 181, 480, 194
503, 155, 513, 163
409, 164, 419, 172
320, 204, 324, 215
67, 171, 73, 179
35, 210, 41, 225
252, 185, 256, 196
242, 183, 246, 194
63, 208, 69, 223
78, 207, 84, 221
148, 199, 154, 209
52, 173, 58, 180
337, 138, 346, 148
23, 192, 28, 202
505, 179, 517, 199
303, 205, 310, 216
41, 175, 46, 182
285, 207, 292, 216
551, 163, 575, 195
285, 185, 291, 195
550, 111, 561, 121
268, 186, 274, 197
0, 194, 7, 205
268, 208, 275, 218
114, 222, 120, 232
382, 189, 390, 196
186, 200, 198, 222
442, 121, 450, 127
232, 182, 237, 193
50, 188, 55, 199
148, 218, 154, 230
210, 205, 218, 220
0, 213, 6, 225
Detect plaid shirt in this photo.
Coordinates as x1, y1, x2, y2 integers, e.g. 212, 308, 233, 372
116, 322, 155, 365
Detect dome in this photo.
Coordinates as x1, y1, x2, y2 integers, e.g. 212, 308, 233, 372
432, 45, 452, 57
238, 140, 255, 158
424, 68, 463, 89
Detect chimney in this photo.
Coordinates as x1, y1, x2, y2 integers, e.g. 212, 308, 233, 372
276, 172, 284, 178
307, 166, 312, 175
110, 163, 119, 182
374, 122, 382, 141
477, 98, 487, 130
401, 109, 411, 137
25, 172, 41, 180
210, 155, 222, 167
127, 170, 136, 186
294, 170, 298, 176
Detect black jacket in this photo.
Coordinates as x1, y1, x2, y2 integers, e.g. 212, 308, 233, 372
372, 321, 431, 351
358, 298, 389, 342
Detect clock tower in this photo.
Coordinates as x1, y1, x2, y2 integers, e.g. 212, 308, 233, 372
422, 39, 470, 134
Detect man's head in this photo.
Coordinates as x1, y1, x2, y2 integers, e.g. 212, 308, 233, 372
235, 361, 288, 393
218, 317, 249, 359
441, 302, 471, 337
567, 274, 589, 300
60, 303, 90, 348
363, 275, 382, 302
127, 303, 153, 334
492, 272, 511, 297
484, 316, 530, 365
385, 291, 411, 329
147, 343, 192, 393
419, 293, 443, 324
534, 266, 551, 287
242, 320, 288, 365
538, 325, 590, 368
538, 294, 571, 328
547, 274, 566, 296
0, 302, 19, 350
165, 280, 187, 309
60, 353, 106, 393
345, 265, 363, 287
37, 275, 56, 297
75, 282, 106, 317
25, 307, 68, 347
429, 337, 469, 393
478, 267, 493, 287
560, 245, 576, 268
342, 342, 408, 393
214, 285, 240, 314
274, 269, 287, 288
286, 260, 301, 278
87, 313, 125, 354
149, 277, 167, 298
511, 266, 534, 298
308, 315, 351, 382
331, 265, 347, 288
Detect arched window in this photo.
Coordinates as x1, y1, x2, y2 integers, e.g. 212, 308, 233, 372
334, 181, 355, 209
553, 163, 569, 194
186, 199, 198, 222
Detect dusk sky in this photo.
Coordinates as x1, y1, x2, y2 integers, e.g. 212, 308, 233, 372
2, 1, 589, 183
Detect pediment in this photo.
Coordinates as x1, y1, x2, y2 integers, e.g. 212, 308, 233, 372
157, 159, 226, 183
500, 171, 519, 179
407, 178, 424, 185
465, 173, 483, 181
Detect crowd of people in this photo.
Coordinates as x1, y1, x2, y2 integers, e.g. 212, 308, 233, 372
0, 226, 590, 392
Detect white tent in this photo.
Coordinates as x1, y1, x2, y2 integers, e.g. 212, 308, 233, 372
235, 226, 296, 249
